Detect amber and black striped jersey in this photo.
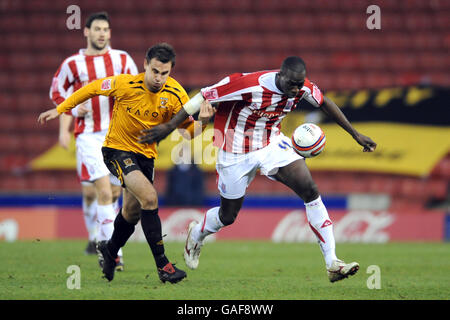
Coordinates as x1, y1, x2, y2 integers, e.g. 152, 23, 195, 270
56, 73, 195, 158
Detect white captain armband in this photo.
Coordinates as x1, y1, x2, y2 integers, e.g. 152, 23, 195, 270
183, 92, 205, 115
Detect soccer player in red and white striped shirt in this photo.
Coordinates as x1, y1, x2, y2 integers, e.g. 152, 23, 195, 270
140, 56, 377, 282
50, 12, 138, 268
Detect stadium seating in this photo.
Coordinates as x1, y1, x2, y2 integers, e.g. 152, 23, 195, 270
0, 0, 448, 212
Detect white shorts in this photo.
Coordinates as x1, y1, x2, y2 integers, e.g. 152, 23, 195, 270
76, 130, 121, 186
216, 133, 303, 199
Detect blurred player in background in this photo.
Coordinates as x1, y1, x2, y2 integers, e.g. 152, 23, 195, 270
39, 43, 215, 283
139, 56, 377, 283
50, 11, 138, 270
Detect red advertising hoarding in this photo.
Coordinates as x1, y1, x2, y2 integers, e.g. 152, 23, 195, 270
0, 207, 445, 242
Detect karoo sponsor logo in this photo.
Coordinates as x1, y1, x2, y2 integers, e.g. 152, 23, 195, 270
125, 106, 159, 118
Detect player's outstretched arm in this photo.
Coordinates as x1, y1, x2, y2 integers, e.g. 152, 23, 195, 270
138, 92, 206, 144
321, 96, 377, 152
38, 108, 60, 124
39, 79, 109, 125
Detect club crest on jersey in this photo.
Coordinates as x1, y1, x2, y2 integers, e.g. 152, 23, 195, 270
160, 97, 168, 108
123, 158, 134, 168
101, 79, 112, 90
203, 88, 219, 100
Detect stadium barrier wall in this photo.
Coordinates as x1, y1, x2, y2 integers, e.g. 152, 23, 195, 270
0, 207, 447, 243
0, 194, 347, 209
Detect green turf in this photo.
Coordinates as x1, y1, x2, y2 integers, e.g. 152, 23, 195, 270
1, 240, 449, 300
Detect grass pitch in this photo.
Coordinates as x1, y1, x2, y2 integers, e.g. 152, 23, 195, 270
1, 240, 449, 300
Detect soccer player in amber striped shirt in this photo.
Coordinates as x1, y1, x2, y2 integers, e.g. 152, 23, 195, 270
39, 43, 214, 284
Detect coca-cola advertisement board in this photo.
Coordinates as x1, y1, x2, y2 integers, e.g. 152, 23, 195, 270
132, 208, 445, 243
0, 207, 446, 242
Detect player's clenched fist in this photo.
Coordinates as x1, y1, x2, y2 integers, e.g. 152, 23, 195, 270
198, 100, 216, 124
37, 108, 59, 124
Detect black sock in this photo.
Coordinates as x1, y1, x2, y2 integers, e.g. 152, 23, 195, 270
140, 208, 169, 269
107, 209, 136, 258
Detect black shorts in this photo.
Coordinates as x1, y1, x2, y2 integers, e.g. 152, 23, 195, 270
102, 146, 155, 187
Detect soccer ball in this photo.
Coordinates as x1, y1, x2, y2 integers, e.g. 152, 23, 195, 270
291, 123, 326, 158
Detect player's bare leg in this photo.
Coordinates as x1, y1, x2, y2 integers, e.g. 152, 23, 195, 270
273, 159, 359, 282
100, 170, 186, 283
124, 171, 186, 283
185, 197, 244, 269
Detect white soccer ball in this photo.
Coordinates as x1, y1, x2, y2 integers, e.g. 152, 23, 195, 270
291, 123, 326, 158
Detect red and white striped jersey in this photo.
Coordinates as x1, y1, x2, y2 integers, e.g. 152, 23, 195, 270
50, 48, 138, 137
201, 70, 324, 153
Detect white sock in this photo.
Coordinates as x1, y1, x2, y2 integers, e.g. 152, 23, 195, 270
83, 199, 98, 242
113, 199, 120, 214
113, 200, 123, 258
96, 204, 116, 242
305, 196, 337, 268
192, 207, 224, 242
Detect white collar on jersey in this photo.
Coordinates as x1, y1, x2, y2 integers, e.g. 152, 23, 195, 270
79, 46, 112, 56
259, 71, 283, 95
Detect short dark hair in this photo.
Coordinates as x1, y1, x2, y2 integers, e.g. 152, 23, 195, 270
85, 11, 111, 29
281, 56, 306, 73
146, 43, 176, 67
